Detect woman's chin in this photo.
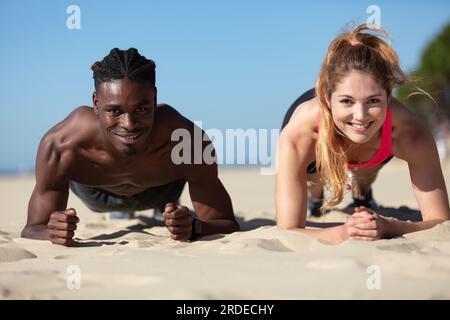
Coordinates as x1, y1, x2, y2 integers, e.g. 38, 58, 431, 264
344, 132, 373, 144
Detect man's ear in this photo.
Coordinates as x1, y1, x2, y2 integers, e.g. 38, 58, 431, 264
92, 91, 99, 115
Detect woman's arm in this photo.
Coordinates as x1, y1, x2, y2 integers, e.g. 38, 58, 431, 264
390, 100, 450, 236
275, 118, 350, 244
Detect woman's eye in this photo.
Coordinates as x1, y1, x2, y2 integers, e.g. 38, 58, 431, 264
340, 99, 352, 104
368, 98, 380, 104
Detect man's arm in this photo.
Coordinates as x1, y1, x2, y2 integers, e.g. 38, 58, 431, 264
21, 133, 80, 246
163, 166, 239, 241
163, 131, 239, 241
187, 165, 240, 238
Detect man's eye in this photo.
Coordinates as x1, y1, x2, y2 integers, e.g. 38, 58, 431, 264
136, 107, 152, 114
109, 109, 120, 115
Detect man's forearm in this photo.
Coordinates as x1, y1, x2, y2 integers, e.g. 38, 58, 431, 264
198, 218, 240, 237
21, 224, 50, 240
386, 218, 447, 238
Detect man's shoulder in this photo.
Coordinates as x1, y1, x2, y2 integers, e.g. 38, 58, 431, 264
155, 103, 194, 131
40, 106, 96, 155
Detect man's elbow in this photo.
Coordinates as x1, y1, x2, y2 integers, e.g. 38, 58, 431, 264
21, 224, 48, 240
228, 220, 240, 233
21, 225, 32, 239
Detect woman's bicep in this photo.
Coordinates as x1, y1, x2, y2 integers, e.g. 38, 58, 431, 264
405, 127, 450, 221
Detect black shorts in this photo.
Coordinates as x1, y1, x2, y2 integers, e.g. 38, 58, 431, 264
281, 88, 393, 174
69, 179, 186, 213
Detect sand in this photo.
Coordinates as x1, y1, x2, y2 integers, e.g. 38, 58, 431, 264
0, 159, 450, 299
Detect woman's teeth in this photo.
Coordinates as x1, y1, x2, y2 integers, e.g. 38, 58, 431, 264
352, 123, 369, 129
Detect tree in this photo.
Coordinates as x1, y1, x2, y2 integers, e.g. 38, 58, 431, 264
396, 23, 450, 128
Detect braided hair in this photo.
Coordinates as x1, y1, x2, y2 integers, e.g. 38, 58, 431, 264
91, 48, 156, 90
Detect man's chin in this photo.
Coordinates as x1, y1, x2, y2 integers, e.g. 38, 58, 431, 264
122, 146, 137, 156
119, 145, 138, 156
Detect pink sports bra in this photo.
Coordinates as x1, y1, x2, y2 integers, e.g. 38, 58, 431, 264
317, 107, 393, 169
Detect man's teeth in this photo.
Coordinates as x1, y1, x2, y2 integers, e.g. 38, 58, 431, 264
122, 133, 140, 139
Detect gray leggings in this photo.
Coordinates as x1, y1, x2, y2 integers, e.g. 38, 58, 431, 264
69, 179, 186, 212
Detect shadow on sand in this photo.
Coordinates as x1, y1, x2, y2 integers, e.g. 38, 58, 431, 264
73, 205, 422, 245
236, 205, 422, 230
73, 215, 166, 247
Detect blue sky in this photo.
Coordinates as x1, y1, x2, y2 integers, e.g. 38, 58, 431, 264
0, 0, 449, 171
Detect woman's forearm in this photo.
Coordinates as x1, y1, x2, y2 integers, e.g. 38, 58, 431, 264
288, 225, 347, 245
386, 217, 447, 238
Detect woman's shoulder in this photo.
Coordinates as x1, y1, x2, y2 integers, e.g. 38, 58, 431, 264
281, 97, 320, 143
390, 98, 434, 160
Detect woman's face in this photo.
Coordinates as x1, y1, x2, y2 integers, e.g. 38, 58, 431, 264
330, 71, 388, 145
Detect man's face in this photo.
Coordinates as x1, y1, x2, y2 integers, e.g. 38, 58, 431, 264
330, 71, 388, 145
93, 79, 157, 156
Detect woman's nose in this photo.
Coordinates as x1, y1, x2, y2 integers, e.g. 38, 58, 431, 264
353, 103, 368, 121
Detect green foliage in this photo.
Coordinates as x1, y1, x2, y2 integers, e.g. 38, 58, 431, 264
396, 23, 450, 128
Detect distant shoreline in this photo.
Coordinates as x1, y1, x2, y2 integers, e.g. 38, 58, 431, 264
0, 164, 270, 177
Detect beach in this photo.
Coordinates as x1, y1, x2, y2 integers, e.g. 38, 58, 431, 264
1, 159, 450, 299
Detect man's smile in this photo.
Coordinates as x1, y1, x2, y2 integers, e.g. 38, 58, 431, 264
113, 130, 144, 144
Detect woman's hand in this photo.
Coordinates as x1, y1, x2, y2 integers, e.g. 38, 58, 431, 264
343, 206, 390, 241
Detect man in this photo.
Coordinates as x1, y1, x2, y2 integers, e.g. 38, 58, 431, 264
21, 48, 239, 246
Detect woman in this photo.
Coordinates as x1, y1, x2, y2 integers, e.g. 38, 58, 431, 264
276, 24, 449, 244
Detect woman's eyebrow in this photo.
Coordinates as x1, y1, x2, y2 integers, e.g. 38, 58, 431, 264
337, 94, 383, 98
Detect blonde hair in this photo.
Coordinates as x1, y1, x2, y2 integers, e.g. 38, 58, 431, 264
315, 23, 407, 211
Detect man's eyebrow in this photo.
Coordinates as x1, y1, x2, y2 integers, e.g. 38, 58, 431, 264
133, 99, 152, 107
103, 103, 122, 108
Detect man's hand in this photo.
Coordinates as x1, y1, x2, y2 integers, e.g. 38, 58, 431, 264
47, 208, 80, 246
343, 206, 388, 241
163, 203, 192, 241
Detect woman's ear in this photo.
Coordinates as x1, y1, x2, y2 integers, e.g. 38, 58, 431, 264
386, 90, 392, 103
325, 93, 332, 109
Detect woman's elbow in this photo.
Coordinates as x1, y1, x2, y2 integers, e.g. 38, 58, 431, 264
276, 219, 305, 230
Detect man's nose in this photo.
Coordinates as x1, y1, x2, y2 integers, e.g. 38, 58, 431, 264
120, 113, 136, 130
